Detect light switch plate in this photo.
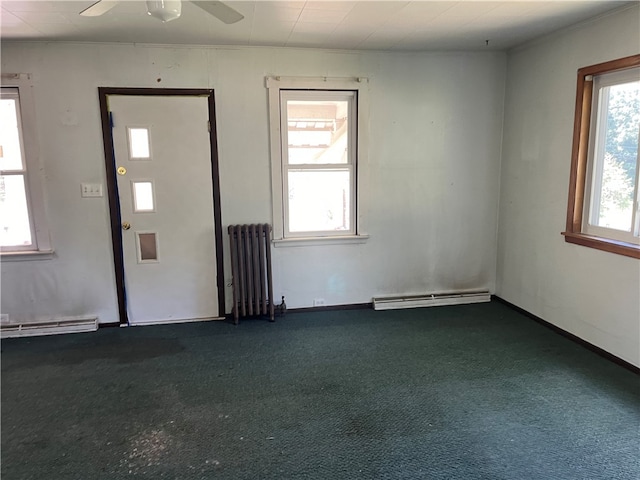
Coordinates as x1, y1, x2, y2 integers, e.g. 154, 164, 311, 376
81, 183, 103, 197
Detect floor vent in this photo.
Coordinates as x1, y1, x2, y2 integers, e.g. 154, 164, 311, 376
373, 291, 491, 311
0, 316, 98, 339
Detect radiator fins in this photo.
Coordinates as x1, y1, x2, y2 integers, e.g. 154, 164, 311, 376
228, 224, 275, 324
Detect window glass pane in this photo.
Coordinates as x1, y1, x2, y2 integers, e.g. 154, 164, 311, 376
0, 175, 32, 247
138, 233, 158, 262
128, 127, 151, 159
133, 181, 154, 212
288, 170, 350, 232
590, 80, 639, 232
286, 101, 349, 165
0, 97, 25, 171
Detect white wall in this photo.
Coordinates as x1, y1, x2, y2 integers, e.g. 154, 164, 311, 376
497, 5, 640, 366
1, 43, 506, 322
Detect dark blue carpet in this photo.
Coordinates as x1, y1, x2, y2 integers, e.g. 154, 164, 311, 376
2, 302, 638, 479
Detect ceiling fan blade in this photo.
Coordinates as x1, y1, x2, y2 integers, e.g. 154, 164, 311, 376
192, 1, 244, 24
80, 0, 121, 17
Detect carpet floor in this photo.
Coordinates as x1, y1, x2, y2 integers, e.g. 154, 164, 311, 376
1, 301, 639, 479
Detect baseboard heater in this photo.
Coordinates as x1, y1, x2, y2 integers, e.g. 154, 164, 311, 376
0, 316, 98, 339
372, 291, 491, 311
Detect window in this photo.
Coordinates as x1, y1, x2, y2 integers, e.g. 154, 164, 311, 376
127, 127, 152, 160
564, 55, 640, 259
0, 75, 51, 257
132, 180, 155, 212
282, 91, 355, 236
267, 77, 369, 245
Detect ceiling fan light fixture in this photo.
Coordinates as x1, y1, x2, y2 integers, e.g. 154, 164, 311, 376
146, 0, 182, 23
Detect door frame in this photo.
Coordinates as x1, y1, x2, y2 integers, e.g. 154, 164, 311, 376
98, 87, 225, 325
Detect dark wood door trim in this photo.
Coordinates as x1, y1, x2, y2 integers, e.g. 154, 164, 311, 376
98, 87, 225, 325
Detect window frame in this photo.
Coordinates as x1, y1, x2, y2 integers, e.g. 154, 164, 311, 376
0, 87, 37, 252
563, 54, 640, 259
280, 89, 357, 238
1, 74, 52, 258
267, 76, 370, 246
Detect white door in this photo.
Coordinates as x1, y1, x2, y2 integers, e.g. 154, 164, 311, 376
109, 95, 219, 325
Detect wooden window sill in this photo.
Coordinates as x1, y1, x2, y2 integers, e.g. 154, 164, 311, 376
562, 232, 640, 259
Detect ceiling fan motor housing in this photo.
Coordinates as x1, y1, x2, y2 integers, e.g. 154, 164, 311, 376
146, 0, 182, 22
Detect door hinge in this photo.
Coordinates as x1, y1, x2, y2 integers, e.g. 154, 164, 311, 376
109, 111, 114, 128
207, 120, 211, 133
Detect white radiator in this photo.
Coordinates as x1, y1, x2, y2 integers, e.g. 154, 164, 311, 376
0, 316, 98, 339
372, 291, 491, 311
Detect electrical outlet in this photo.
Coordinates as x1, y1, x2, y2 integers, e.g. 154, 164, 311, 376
313, 298, 326, 307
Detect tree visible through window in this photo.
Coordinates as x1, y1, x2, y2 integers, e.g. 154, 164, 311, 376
564, 55, 640, 258
586, 75, 639, 234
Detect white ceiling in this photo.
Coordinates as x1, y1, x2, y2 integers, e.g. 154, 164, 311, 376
0, 1, 636, 51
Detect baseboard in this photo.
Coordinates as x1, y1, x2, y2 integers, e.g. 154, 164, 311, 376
98, 321, 121, 328
492, 295, 639, 375
287, 302, 372, 314
224, 302, 372, 321
127, 316, 225, 327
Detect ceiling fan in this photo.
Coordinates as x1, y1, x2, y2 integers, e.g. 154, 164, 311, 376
80, 0, 244, 24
